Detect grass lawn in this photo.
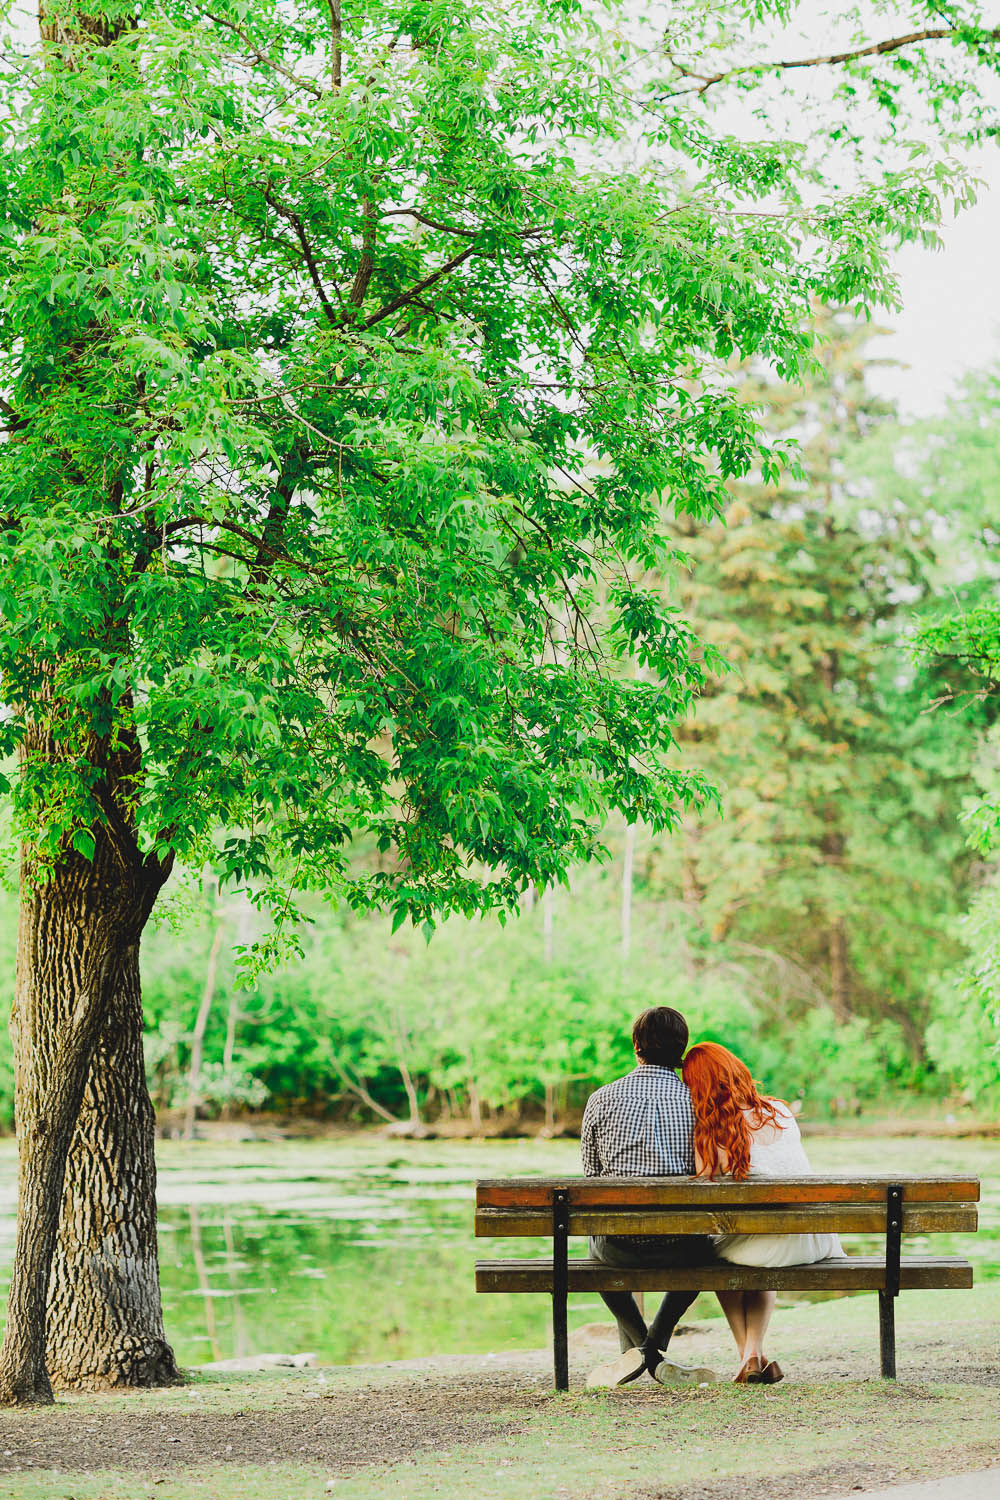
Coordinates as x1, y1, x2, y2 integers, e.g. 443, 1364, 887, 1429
1, 1282, 998, 1500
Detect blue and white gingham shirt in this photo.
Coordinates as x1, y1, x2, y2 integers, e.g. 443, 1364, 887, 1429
581, 1064, 695, 1177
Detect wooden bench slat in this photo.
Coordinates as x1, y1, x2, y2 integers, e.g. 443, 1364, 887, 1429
474, 1255, 975, 1294
476, 1176, 981, 1209
475, 1204, 979, 1237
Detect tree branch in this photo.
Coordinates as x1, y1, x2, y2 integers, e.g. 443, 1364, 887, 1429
249, 475, 294, 587
328, 1055, 405, 1124
262, 189, 339, 323
350, 197, 377, 307
327, 0, 341, 89
0, 396, 26, 434
195, 5, 323, 97
666, 24, 999, 96
164, 514, 326, 577
354, 245, 477, 332
378, 207, 478, 238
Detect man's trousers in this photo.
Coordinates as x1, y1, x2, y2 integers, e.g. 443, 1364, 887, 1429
589, 1234, 716, 1354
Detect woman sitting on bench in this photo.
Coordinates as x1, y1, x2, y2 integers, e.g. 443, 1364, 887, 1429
682, 1042, 845, 1387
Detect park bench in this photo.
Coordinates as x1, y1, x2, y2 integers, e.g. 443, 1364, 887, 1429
474, 1175, 979, 1390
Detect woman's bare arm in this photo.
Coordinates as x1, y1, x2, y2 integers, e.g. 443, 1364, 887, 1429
694, 1142, 731, 1177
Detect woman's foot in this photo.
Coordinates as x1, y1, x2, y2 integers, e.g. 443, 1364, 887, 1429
759, 1359, 784, 1384
733, 1355, 764, 1383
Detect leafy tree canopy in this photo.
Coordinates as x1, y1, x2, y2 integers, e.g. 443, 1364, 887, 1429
0, 0, 993, 958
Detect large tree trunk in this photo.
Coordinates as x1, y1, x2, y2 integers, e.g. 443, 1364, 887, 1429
46, 943, 178, 1390
1, 0, 177, 1409
0, 724, 174, 1404
0, 870, 115, 1404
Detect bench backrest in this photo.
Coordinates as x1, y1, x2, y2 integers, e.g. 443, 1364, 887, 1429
474, 1176, 980, 1237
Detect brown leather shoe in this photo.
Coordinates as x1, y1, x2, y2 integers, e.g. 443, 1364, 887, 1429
734, 1356, 763, 1384
759, 1359, 784, 1384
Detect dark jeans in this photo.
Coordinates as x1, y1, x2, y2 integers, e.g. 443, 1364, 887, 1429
590, 1234, 715, 1355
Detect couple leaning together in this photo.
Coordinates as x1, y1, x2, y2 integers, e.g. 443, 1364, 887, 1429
581, 1005, 845, 1388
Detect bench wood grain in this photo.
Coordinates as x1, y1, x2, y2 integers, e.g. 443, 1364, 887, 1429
475, 1254, 974, 1294
476, 1204, 978, 1236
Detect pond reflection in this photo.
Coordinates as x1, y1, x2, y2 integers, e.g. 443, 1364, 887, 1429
160, 1190, 531, 1367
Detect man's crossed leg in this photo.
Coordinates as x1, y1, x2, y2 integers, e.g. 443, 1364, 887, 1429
585, 1235, 718, 1388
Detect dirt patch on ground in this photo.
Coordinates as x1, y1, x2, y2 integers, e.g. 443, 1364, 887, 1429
0, 1369, 544, 1476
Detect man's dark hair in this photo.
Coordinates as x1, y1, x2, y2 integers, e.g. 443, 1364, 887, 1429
632, 1007, 688, 1068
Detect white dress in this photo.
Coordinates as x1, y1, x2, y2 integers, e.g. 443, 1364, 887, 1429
714, 1103, 846, 1267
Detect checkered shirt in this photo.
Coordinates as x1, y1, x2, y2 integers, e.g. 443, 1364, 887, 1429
581, 1064, 695, 1177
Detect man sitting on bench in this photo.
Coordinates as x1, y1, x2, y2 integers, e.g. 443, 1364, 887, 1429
581, 1005, 718, 1388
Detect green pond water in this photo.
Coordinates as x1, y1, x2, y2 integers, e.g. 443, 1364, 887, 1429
0, 1131, 996, 1368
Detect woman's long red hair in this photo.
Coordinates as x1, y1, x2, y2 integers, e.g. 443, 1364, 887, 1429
681, 1042, 783, 1181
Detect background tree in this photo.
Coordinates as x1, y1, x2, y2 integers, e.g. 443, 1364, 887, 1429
650, 311, 982, 1052
0, 0, 997, 1403
879, 367, 1000, 1105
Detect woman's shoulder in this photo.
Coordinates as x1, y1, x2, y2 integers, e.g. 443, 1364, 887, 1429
769, 1100, 801, 1137
745, 1099, 798, 1143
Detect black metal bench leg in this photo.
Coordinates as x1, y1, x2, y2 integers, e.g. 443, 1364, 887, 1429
879, 1291, 896, 1379
881, 1183, 902, 1380
552, 1188, 569, 1391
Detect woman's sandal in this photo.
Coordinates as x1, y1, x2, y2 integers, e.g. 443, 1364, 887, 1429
733, 1356, 764, 1384
759, 1359, 784, 1384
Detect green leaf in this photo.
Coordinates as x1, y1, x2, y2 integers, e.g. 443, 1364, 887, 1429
71, 830, 96, 861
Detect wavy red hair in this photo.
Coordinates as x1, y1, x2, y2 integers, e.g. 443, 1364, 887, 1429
681, 1042, 783, 1181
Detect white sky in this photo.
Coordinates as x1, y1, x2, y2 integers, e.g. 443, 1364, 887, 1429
629, 1, 1000, 420
873, 169, 1000, 416
647, 0, 1000, 419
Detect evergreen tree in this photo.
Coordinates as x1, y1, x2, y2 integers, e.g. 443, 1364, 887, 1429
653, 312, 980, 1047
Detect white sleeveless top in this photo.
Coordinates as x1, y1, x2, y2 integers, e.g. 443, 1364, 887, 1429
714, 1102, 845, 1267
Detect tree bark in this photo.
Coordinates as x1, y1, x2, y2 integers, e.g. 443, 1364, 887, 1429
45, 940, 179, 1389
0, 722, 175, 1403
0, 871, 118, 1404
0, 0, 178, 1407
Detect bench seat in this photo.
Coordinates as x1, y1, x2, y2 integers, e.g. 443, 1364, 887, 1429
475, 1253, 974, 1294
